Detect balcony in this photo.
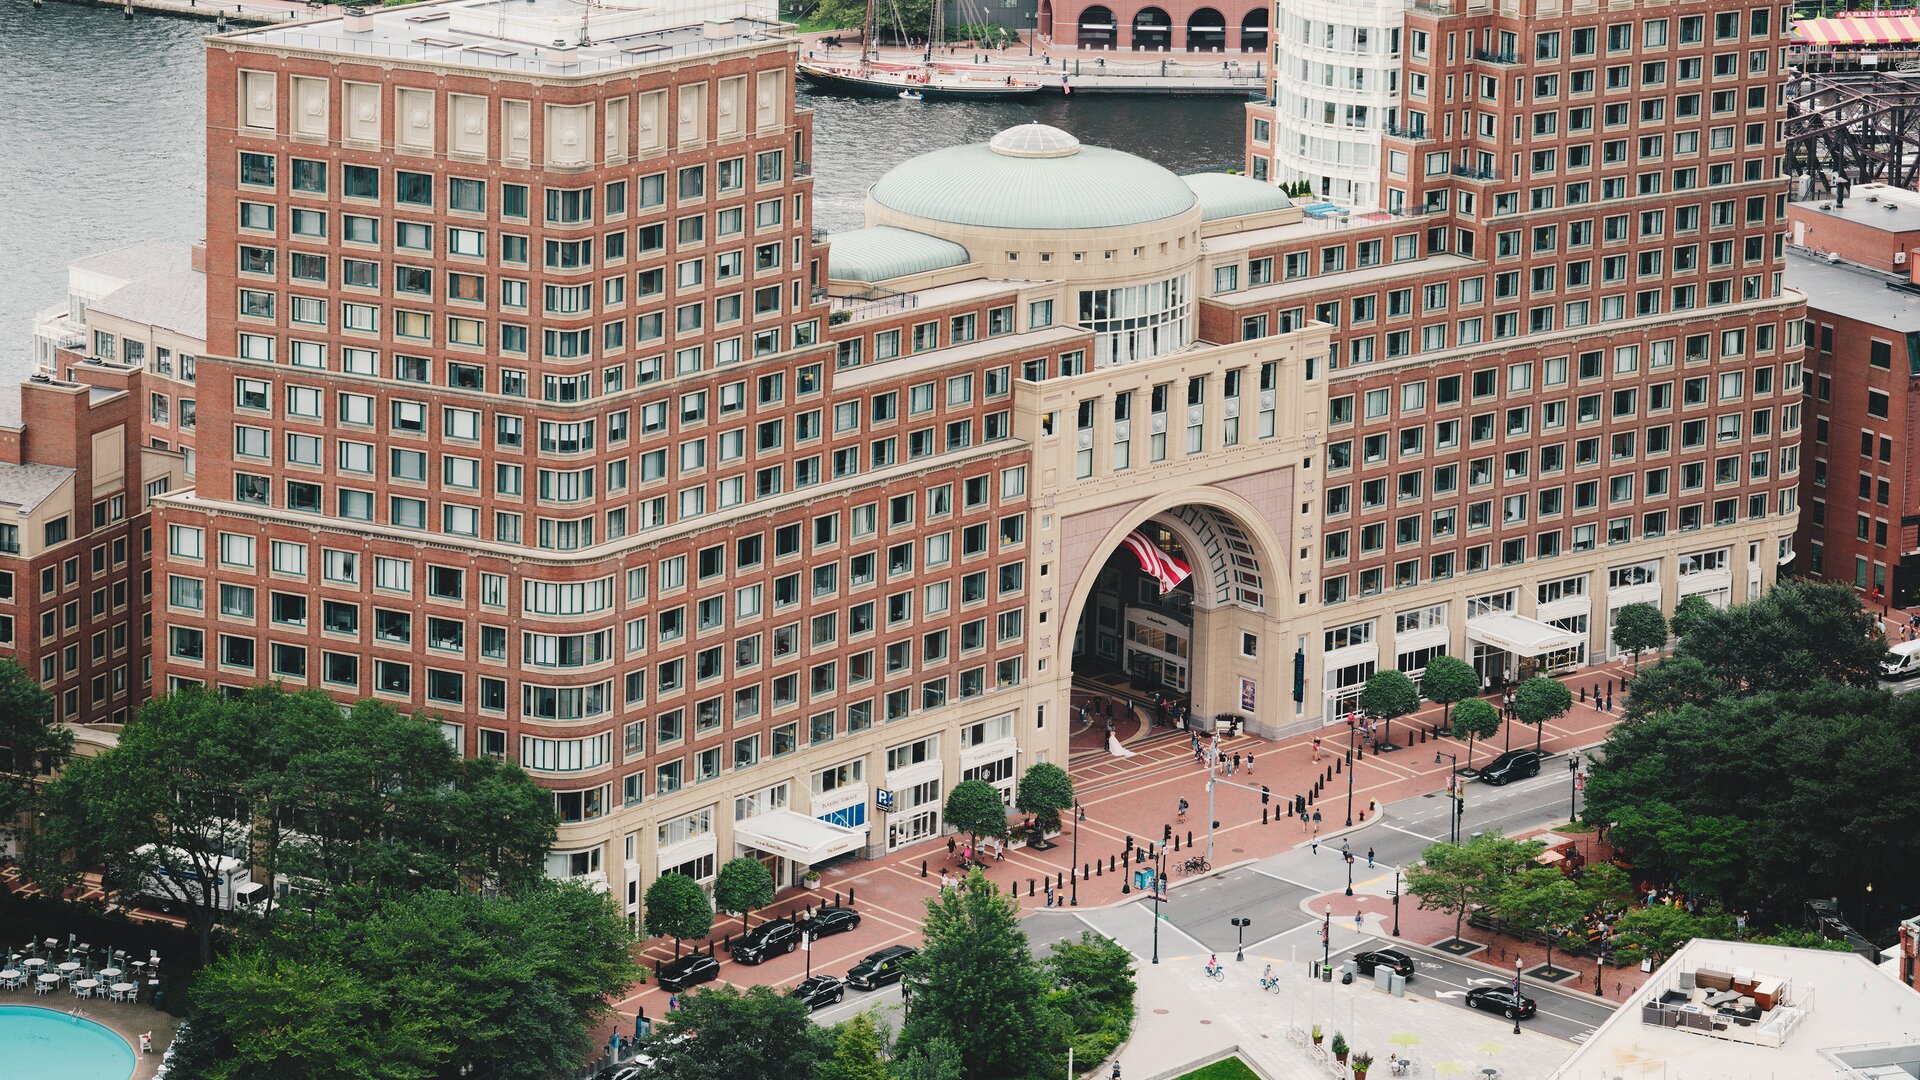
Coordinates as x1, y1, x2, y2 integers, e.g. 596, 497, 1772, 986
1450, 163, 1502, 182
1383, 125, 1430, 140
1471, 48, 1518, 65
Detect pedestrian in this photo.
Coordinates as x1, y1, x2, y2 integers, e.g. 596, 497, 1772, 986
1592, 682, 1602, 706
1178, 797, 1189, 821
1367, 846, 1375, 868
1246, 752, 1255, 774
1300, 808, 1310, 831
1313, 737, 1322, 762
1191, 731, 1200, 754
668, 993, 680, 1013
1579, 686, 1587, 703
1605, 692, 1613, 712
1312, 808, 1322, 834
1354, 911, 1363, 932
1312, 838, 1320, 855
1111, 1061, 1121, 1080
948, 836, 957, 858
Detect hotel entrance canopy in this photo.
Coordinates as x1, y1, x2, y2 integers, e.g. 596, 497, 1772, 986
733, 811, 866, 864
1466, 612, 1579, 658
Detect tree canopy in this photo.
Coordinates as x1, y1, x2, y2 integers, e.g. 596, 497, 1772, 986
0, 658, 67, 850
899, 871, 1062, 1079
29, 686, 556, 961
942, 779, 1009, 846
1668, 594, 1717, 642
173, 881, 638, 1080
645, 871, 714, 946
1670, 579, 1886, 691
1611, 602, 1668, 671
1450, 697, 1500, 768
715, 856, 776, 931
1511, 677, 1572, 754
1014, 762, 1074, 835
1420, 656, 1480, 722
1358, 670, 1421, 733
647, 984, 831, 1080
1403, 834, 1544, 943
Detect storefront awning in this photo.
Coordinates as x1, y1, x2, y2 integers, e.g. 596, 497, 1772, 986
734, 811, 866, 865
1795, 14, 1920, 47
1466, 612, 1579, 657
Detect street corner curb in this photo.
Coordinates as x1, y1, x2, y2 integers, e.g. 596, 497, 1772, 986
1074, 858, 1260, 912
1392, 935, 1614, 999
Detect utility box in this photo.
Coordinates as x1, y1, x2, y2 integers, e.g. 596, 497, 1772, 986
1389, 972, 1407, 997
1373, 967, 1393, 991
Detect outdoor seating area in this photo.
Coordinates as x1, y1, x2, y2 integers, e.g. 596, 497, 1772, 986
1639, 963, 1809, 1048
1, 936, 157, 1006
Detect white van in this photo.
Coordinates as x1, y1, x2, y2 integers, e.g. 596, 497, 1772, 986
1882, 639, 1920, 679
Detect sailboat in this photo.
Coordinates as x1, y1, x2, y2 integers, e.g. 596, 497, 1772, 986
797, 0, 1043, 100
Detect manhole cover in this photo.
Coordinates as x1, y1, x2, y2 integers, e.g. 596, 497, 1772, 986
1231, 848, 1244, 854
1199, 1020, 1213, 1025
1153, 1009, 1170, 1015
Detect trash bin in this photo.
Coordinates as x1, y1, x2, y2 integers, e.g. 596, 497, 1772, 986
1133, 868, 1154, 891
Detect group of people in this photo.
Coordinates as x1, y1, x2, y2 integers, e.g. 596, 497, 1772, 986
1577, 675, 1620, 714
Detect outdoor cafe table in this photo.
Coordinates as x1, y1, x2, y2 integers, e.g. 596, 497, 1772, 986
57, 962, 81, 975
74, 979, 98, 994
36, 975, 59, 987
110, 982, 135, 1001
0, 969, 19, 987
21, 958, 45, 969
99, 967, 122, 980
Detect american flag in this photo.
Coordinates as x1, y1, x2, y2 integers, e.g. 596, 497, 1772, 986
1123, 530, 1192, 594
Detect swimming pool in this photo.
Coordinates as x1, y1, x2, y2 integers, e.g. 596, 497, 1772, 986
0, 1004, 137, 1080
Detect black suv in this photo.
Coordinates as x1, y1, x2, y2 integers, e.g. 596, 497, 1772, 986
846, 945, 915, 990
798, 906, 862, 939
1478, 749, 1545, 786
656, 953, 721, 991
1467, 985, 1536, 1019
1353, 948, 1416, 978
731, 920, 801, 965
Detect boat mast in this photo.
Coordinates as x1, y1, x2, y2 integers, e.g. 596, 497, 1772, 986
863, 0, 875, 62
926, 0, 939, 61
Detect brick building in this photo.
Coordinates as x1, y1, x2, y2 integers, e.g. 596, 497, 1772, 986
1786, 184, 1920, 606
121, 0, 1805, 921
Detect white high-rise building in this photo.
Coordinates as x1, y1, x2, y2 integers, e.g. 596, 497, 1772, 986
1263, 0, 1405, 209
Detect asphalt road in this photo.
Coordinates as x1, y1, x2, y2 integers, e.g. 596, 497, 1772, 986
1339, 748, 1598, 870
1324, 942, 1615, 1044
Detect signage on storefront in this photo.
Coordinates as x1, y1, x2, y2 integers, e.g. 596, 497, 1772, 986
874, 787, 896, 813
1239, 678, 1256, 712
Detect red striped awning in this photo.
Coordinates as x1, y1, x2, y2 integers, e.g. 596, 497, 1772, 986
1795, 13, 1920, 47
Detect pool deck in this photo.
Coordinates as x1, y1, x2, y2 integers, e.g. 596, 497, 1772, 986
4, 997, 179, 1079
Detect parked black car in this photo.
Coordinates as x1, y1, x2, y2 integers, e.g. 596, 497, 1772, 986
846, 945, 915, 990
656, 952, 721, 991
1478, 749, 1545, 786
798, 906, 862, 939
731, 920, 801, 965
1353, 948, 1416, 978
1466, 985, 1536, 1019
789, 974, 846, 1010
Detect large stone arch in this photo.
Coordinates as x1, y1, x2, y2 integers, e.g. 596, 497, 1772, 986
1054, 485, 1293, 733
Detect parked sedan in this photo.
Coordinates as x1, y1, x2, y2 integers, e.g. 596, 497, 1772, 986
797, 906, 862, 939
1478, 749, 1545, 786
846, 945, 915, 990
1466, 985, 1537, 1019
789, 974, 846, 1010
730, 920, 801, 965
655, 953, 721, 992
1353, 948, 1416, 978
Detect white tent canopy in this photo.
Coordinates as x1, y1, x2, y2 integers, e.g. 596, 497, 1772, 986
732, 811, 866, 864
1466, 611, 1579, 657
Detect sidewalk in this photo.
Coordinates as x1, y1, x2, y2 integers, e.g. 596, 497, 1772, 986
595, 655, 1641, 1046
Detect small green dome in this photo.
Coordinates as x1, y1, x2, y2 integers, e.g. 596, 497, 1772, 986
870, 125, 1198, 232
826, 226, 972, 284
1181, 173, 1295, 221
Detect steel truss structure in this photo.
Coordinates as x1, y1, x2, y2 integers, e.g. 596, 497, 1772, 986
1787, 69, 1920, 188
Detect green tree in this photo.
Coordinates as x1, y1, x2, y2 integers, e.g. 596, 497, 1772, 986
899, 871, 1062, 1079
182, 881, 638, 1080
1403, 835, 1542, 944
1015, 761, 1075, 836
1046, 932, 1136, 1067
1612, 602, 1669, 672
1358, 669, 1421, 746
648, 984, 831, 1080
1421, 655, 1481, 725
1619, 655, 1728, 722
942, 778, 1008, 851
1450, 697, 1501, 769
1749, 928, 1853, 952
822, 1011, 893, 1080
715, 855, 777, 932
31, 686, 274, 962
1512, 677, 1573, 755
1495, 866, 1589, 975
1668, 594, 1717, 643
810, 0, 930, 38
890, 1038, 964, 1080
1608, 903, 1736, 967
0, 658, 66, 851
1672, 579, 1886, 691
645, 872, 714, 949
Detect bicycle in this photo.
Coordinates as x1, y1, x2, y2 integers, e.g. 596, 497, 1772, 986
1204, 961, 1225, 981
1259, 974, 1282, 993
1182, 855, 1211, 874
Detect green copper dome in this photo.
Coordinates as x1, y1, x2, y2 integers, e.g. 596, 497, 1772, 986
869, 124, 1199, 232
1181, 172, 1295, 221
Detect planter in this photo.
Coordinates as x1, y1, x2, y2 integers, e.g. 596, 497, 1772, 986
1335, 1051, 1348, 1064
801, 875, 822, 890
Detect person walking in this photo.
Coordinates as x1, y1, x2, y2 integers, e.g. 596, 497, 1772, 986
1300, 808, 1310, 831
1312, 808, 1322, 834
1178, 797, 1189, 822
1311, 837, 1320, 856
1367, 846, 1375, 868
1605, 691, 1613, 712
1312, 737, 1322, 762
1246, 752, 1255, 774
668, 993, 680, 1013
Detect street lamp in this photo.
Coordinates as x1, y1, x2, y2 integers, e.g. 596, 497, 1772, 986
1231, 916, 1252, 962
1567, 756, 1582, 824
1344, 850, 1355, 897
1512, 957, 1524, 1035
1025, 11, 1035, 56
1322, 904, 1332, 973
1434, 750, 1461, 844
1344, 715, 1359, 827
1390, 870, 1401, 937
802, 932, 812, 979
1070, 800, 1081, 907
1151, 843, 1166, 965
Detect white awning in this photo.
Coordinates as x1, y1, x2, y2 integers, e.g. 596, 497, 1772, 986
1466, 612, 1579, 657
734, 810, 866, 864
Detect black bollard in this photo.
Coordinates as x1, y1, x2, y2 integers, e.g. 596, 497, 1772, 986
1095, 860, 1102, 877
835, 891, 842, 906
1187, 829, 1193, 846
1029, 879, 1035, 896
848, 886, 856, 907
921, 861, 928, 878
1263, 808, 1269, 825
1084, 862, 1091, 880
1057, 871, 1064, 890
1420, 729, 1427, 743
1173, 832, 1180, 851
1336, 758, 1342, 774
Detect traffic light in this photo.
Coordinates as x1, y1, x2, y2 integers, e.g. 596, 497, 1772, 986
1261, 785, 1270, 805
1164, 823, 1173, 843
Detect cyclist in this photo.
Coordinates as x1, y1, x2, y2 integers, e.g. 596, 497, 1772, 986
1260, 963, 1275, 989
1205, 953, 1223, 978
